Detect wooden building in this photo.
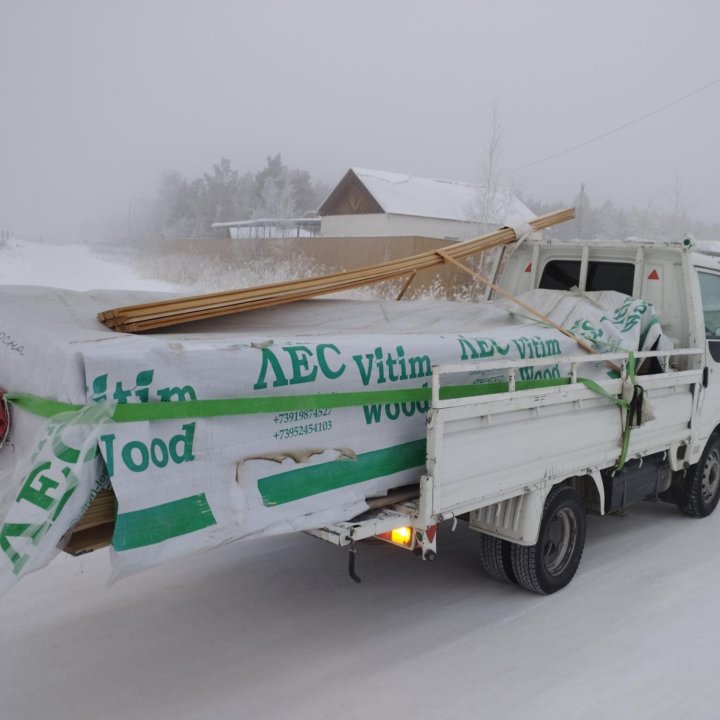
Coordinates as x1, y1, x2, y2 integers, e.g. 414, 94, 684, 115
317, 168, 535, 240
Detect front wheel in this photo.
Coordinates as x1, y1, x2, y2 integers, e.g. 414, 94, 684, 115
511, 485, 586, 595
678, 435, 720, 518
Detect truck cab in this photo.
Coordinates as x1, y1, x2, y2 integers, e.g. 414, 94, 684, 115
498, 236, 720, 449
313, 235, 720, 595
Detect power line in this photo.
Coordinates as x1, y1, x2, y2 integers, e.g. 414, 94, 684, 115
507, 76, 720, 174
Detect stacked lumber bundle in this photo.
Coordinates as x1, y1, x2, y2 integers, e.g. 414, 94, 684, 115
98, 208, 575, 333
63, 489, 115, 556
61, 485, 418, 556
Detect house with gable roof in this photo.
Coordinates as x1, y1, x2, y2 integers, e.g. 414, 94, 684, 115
317, 168, 535, 240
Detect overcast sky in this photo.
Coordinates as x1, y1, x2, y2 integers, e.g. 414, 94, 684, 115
1, 0, 719, 239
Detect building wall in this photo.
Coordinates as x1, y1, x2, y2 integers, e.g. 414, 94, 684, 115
320, 214, 390, 237
386, 214, 487, 240
320, 213, 487, 240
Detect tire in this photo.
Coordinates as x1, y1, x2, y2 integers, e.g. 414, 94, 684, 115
678, 435, 720, 518
511, 485, 586, 595
478, 533, 517, 584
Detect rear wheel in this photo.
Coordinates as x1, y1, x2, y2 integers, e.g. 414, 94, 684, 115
679, 435, 720, 518
511, 485, 586, 595
479, 533, 517, 584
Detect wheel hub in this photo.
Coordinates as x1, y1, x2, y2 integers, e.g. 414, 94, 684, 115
701, 449, 720, 504
543, 507, 577, 576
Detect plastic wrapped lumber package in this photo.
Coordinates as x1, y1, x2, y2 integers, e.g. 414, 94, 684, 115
0, 285, 670, 592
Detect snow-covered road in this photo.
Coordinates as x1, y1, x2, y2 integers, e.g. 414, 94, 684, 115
2, 505, 719, 720
0, 238, 719, 720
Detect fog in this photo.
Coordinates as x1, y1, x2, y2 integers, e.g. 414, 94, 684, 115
1, 0, 719, 241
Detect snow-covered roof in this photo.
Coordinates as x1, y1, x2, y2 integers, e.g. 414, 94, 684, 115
341, 167, 535, 224
211, 218, 320, 229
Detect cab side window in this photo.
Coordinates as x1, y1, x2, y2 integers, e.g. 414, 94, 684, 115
538, 261, 580, 290
586, 262, 634, 293
698, 272, 720, 339
539, 260, 634, 294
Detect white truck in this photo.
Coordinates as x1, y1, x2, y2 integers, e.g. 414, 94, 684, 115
309, 235, 720, 594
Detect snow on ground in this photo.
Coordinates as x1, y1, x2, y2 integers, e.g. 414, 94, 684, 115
3, 509, 720, 720
1, 238, 720, 720
0, 237, 175, 291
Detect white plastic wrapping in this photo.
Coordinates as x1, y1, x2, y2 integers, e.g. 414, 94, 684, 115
0, 402, 114, 594
0, 286, 669, 590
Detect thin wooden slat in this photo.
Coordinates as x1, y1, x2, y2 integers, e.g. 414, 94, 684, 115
396, 271, 417, 300
105, 225, 534, 328
108, 243, 506, 331
108, 228, 516, 317
100, 208, 575, 333
118, 265, 428, 328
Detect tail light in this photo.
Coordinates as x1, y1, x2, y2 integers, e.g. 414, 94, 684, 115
377, 526, 415, 549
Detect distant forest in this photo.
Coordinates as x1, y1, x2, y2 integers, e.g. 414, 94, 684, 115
128, 155, 719, 243
130, 154, 330, 240
525, 185, 720, 243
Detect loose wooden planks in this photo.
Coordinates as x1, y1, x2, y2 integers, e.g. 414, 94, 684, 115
99, 208, 575, 333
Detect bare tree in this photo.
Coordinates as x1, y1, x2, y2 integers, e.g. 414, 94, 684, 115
465, 99, 521, 296
664, 172, 691, 240
476, 99, 503, 233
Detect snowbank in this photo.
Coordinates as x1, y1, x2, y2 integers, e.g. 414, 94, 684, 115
0, 237, 174, 291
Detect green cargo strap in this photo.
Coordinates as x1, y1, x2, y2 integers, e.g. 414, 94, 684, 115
4, 381, 575, 422
7, 368, 640, 497
6, 388, 430, 421
614, 352, 637, 472
6, 374, 633, 423
6, 369, 635, 475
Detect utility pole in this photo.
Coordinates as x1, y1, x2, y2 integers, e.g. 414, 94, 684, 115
577, 183, 585, 238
